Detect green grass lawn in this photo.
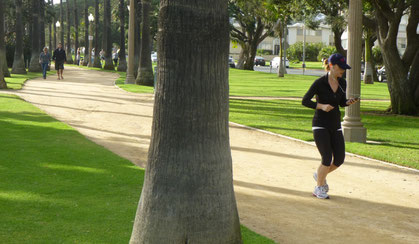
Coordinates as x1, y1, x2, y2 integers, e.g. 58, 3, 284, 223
4, 69, 47, 90
229, 69, 390, 100
229, 98, 419, 169
0, 93, 275, 243
289, 61, 323, 70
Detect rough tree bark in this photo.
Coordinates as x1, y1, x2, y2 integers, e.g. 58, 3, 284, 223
135, 0, 153, 85
73, 0, 79, 63
60, 0, 64, 45
103, 0, 114, 70
12, 0, 27, 74
129, 0, 242, 243
65, 0, 73, 64
117, 0, 127, 71
0, 0, 7, 89
40, 0, 46, 50
1, 0, 10, 77
373, 0, 419, 115
28, 0, 42, 72
363, 29, 373, 84
82, 0, 89, 66
93, 0, 102, 68
48, 0, 52, 51
133, 0, 142, 78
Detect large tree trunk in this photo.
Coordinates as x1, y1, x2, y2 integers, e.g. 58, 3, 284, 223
277, 21, 286, 77
133, 0, 142, 78
40, 0, 46, 50
236, 47, 246, 69
1, 2, 10, 78
363, 29, 373, 84
82, 0, 89, 66
333, 27, 347, 57
135, 0, 153, 85
12, 0, 27, 74
66, 0, 73, 64
117, 0, 127, 72
129, 0, 242, 243
243, 40, 258, 70
48, 0, 52, 51
103, 0, 114, 70
60, 0, 64, 45
0, 0, 7, 89
374, 1, 418, 115
28, 0, 42, 72
73, 0, 79, 63
93, 0, 102, 68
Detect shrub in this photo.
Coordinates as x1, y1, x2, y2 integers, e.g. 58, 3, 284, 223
287, 41, 325, 62
317, 46, 337, 61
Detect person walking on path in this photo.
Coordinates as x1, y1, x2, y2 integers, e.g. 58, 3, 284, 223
302, 53, 359, 199
76, 48, 81, 66
39, 47, 51, 79
52, 43, 67, 80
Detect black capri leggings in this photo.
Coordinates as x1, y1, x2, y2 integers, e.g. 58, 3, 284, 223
313, 127, 345, 167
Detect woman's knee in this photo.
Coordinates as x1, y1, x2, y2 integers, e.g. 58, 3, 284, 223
333, 154, 345, 167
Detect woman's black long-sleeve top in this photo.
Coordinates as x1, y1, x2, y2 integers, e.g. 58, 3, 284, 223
302, 74, 349, 131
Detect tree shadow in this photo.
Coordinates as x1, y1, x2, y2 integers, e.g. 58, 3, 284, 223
233, 179, 419, 244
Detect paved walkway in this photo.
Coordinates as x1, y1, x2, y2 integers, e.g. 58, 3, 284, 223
5, 66, 419, 244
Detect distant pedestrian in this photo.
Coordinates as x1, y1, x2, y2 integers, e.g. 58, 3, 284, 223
39, 47, 51, 79
112, 50, 118, 66
76, 48, 81, 65
52, 43, 67, 80
302, 53, 359, 199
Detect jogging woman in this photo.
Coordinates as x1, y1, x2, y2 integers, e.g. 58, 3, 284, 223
302, 53, 359, 199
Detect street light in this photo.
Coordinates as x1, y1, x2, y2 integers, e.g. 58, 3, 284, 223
88, 13, 94, 67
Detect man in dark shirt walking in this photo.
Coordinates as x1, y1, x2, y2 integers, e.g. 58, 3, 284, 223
52, 43, 67, 80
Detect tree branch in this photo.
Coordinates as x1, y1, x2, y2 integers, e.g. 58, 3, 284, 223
402, 1, 419, 66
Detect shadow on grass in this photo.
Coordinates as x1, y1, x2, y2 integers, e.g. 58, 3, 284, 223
0, 111, 144, 243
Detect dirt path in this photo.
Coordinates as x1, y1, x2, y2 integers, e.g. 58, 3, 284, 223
7, 66, 419, 244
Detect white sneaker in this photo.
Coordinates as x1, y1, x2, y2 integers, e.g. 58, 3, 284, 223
313, 172, 329, 192
313, 185, 330, 199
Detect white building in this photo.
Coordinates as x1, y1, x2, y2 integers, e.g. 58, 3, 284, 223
341, 15, 418, 56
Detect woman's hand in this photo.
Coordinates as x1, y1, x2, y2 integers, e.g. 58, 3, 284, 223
317, 103, 334, 112
346, 97, 360, 105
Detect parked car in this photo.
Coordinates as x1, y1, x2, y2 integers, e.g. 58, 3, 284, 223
377, 66, 386, 82
229, 57, 236, 68
271, 57, 289, 68
254, 56, 266, 66
151, 52, 157, 62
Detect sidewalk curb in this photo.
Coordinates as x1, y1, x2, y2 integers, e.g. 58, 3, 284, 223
229, 122, 419, 173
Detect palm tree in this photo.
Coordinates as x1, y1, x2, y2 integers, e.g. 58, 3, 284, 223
0, 0, 10, 77
103, 0, 114, 70
48, 0, 52, 51
93, 0, 101, 68
135, 0, 153, 85
133, 0, 142, 78
40, 0, 46, 49
129, 0, 242, 242
73, 0, 79, 64
0, 0, 7, 89
66, 0, 73, 64
60, 0, 64, 45
11, 0, 27, 74
82, 0, 89, 66
28, 0, 42, 72
117, 0, 127, 71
